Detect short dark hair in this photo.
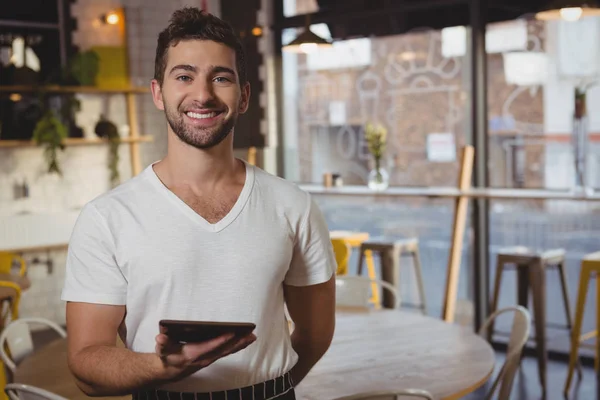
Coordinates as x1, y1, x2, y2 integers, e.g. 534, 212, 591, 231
154, 7, 247, 87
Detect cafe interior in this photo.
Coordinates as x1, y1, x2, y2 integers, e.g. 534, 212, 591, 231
2, 0, 600, 398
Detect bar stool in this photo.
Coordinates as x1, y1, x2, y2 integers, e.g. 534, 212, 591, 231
564, 251, 600, 396
357, 237, 427, 313
489, 246, 575, 395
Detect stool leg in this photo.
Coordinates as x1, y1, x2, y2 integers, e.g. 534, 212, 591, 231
380, 249, 400, 309
488, 257, 505, 342
557, 262, 583, 377
357, 246, 366, 276
411, 249, 428, 315
529, 262, 547, 395
564, 266, 590, 395
365, 250, 380, 309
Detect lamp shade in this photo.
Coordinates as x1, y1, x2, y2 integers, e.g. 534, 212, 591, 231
283, 29, 332, 53
536, 0, 600, 20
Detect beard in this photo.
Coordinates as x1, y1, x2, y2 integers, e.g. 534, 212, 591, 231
164, 100, 237, 150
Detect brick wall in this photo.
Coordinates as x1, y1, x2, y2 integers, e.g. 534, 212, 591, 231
293, 21, 548, 188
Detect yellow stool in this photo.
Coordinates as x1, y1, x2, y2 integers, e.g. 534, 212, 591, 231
0, 252, 26, 400
0, 252, 26, 322
564, 252, 600, 395
330, 231, 380, 307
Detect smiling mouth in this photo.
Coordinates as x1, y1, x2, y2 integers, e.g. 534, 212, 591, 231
185, 111, 223, 120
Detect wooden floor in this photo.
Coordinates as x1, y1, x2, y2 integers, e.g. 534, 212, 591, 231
31, 329, 597, 400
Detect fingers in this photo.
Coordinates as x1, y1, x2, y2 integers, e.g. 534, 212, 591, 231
155, 333, 182, 358
198, 333, 256, 366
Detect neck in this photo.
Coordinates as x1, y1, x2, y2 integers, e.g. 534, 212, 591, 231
155, 129, 241, 189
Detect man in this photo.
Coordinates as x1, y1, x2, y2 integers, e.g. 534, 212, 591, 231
61, 7, 336, 400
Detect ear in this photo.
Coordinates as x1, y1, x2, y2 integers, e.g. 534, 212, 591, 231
238, 82, 251, 114
151, 79, 165, 111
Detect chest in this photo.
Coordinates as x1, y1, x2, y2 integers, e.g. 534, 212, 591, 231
119, 212, 295, 293
174, 187, 241, 224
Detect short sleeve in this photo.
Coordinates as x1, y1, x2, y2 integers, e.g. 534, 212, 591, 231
61, 204, 127, 305
284, 194, 336, 286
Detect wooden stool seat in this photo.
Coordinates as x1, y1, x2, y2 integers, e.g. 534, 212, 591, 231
361, 237, 419, 252
496, 246, 566, 265
564, 252, 600, 396
358, 237, 427, 313
490, 246, 575, 396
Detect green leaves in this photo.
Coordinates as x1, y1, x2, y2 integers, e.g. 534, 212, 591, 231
32, 110, 67, 175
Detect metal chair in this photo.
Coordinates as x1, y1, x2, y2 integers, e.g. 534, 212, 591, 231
479, 306, 531, 400
335, 276, 400, 310
5, 383, 67, 400
0, 318, 66, 372
333, 389, 434, 400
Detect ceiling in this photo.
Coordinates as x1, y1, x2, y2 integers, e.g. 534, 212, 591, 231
280, 0, 554, 39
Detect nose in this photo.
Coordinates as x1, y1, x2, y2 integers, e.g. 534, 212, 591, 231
190, 77, 217, 106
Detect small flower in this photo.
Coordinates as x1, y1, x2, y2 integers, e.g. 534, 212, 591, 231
365, 122, 387, 159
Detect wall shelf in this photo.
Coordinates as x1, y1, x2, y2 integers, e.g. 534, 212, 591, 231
0, 136, 153, 148
0, 85, 150, 94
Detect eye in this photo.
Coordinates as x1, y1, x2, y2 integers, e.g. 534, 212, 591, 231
213, 76, 231, 83
177, 75, 192, 82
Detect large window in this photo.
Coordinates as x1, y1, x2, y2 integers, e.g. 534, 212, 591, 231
282, 26, 470, 187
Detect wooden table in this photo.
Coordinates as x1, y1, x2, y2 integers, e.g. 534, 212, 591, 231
14, 311, 494, 400
14, 339, 129, 400
296, 310, 495, 400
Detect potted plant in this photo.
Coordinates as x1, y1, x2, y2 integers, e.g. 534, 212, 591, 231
365, 122, 389, 191
32, 110, 67, 175
94, 115, 121, 186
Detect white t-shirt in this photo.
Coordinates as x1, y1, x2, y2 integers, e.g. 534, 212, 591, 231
61, 160, 336, 392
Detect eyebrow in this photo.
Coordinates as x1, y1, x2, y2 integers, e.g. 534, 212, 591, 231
211, 66, 236, 76
169, 64, 197, 75
168, 64, 236, 77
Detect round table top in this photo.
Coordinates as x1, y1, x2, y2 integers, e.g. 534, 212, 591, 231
14, 310, 494, 400
296, 309, 495, 400
14, 339, 129, 400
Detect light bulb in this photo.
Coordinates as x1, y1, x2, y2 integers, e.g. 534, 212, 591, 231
106, 12, 120, 25
560, 7, 583, 21
299, 43, 318, 53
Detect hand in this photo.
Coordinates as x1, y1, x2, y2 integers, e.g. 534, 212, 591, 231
155, 331, 256, 381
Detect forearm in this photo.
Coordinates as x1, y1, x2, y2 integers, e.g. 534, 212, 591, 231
289, 331, 332, 386
69, 345, 167, 397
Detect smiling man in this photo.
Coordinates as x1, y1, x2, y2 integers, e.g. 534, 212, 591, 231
61, 8, 336, 400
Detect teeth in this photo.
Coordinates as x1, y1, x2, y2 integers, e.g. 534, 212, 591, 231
186, 111, 218, 119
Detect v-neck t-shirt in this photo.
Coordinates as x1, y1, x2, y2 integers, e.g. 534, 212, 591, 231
61, 160, 336, 392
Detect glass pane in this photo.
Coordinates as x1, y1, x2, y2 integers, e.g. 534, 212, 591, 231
486, 17, 600, 191
312, 195, 473, 324
282, 27, 470, 187
488, 199, 600, 357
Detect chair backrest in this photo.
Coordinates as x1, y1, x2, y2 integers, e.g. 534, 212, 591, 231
478, 306, 530, 400
334, 389, 434, 400
335, 276, 400, 309
5, 383, 67, 400
331, 239, 351, 275
0, 318, 67, 372
0, 253, 25, 276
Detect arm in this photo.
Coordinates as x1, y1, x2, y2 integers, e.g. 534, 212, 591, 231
284, 276, 335, 385
66, 302, 255, 397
